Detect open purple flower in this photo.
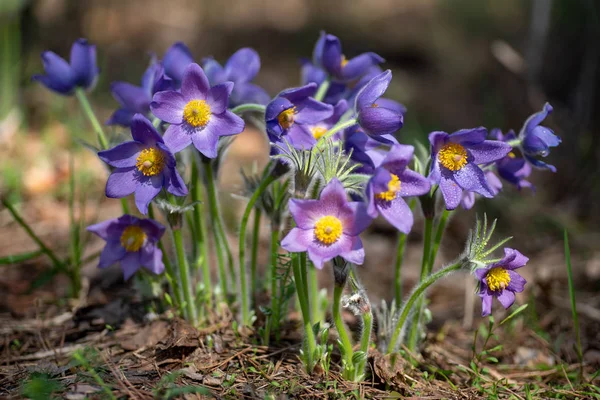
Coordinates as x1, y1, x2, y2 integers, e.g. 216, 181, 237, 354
150, 63, 245, 157
366, 145, 430, 233
460, 171, 502, 210
162, 42, 194, 85
428, 128, 512, 210
32, 38, 98, 95
203, 48, 269, 106
490, 129, 533, 190
355, 70, 404, 141
313, 32, 384, 82
98, 114, 188, 214
474, 248, 528, 316
107, 60, 173, 126
265, 83, 333, 150
518, 103, 560, 172
87, 215, 165, 280
281, 179, 372, 269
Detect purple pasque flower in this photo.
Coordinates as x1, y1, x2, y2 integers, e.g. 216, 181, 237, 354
366, 144, 431, 233
355, 70, 404, 141
87, 214, 166, 280
490, 129, 534, 190
518, 103, 560, 172
313, 31, 384, 82
203, 48, 269, 106
307, 99, 349, 143
150, 63, 245, 157
300, 59, 348, 105
460, 170, 503, 210
107, 60, 174, 126
162, 42, 194, 84
343, 126, 397, 174
428, 128, 512, 210
98, 114, 188, 214
265, 83, 333, 150
474, 248, 528, 316
32, 38, 98, 95
281, 178, 372, 269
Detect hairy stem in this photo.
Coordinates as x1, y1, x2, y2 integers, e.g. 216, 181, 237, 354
231, 103, 266, 115
314, 79, 330, 102
191, 158, 211, 308
75, 88, 108, 149
333, 283, 355, 380
172, 228, 198, 326
356, 310, 373, 380
292, 253, 316, 373
250, 207, 262, 303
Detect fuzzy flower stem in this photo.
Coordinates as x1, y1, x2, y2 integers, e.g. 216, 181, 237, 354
315, 118, 358, 149
204, 161, 231, 298
407, 216, 434, 351
265, 224, 281, 345
356, 310, 373, 380
386, 261, 462, 354
231, 103, 266, 115
308, 263, 321, 324
506, 138, 521, 147
314, 79, 330, 102
292, 253, 317, 373
172, 227, 198, 326
250, 208, 262, 302
239, 174, 277, 325
333, 282, 355, 380
393, 199, 416, 305
75, 88, 108, 150
191, 158, 212, 308
428, 209, 452, 271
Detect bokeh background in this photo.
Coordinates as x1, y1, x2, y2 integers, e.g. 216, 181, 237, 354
1, 0, 599, 354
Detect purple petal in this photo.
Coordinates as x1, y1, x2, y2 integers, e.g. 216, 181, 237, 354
321, 34, 343, 76
110, 82, 150, 112
448, 127, 487, 146
498, 248, 529, 270
342, 52, 385, 81
130, 114, 164, 145
378, 197, 413, 234
181, 63, 210, 100
474, 267, 489, 281
87, 219, 123, 241
281, 227, 312, 253
106, 109, 135, 126
398, 169, 431, 197
138, 218, 166, 242
279, 83, 317, 103
207, 110, 245, 137
439, 174, 463, 210
98, 141, 143, 168
70, 39, 97, 88
428, 131, 449, 154
207, 82, 233, 114
34, 51, 75, 94
163, 124, 193, 153
294, 98, 334, 125
338, 201, 372, 236
522, 103, 553, 137
288, 199, 323, 229
106, 168, 137, 198
140, 243, 165, 275
307, 234, 353, 269
468, 140, 512, 164
507, 270, 527, 293
381, 144, 414, 172
225, 48, 260, 82
356, 70, 392, 110
98, 240, 126, 269
496, 290, 516, 309
230, 82, 270, 106
163, 42, 194, 83
461, 191, 476, 210
164, 164, 189, 197
480, 293, 493, 316
190, 127, 220, 158
358, 106, 403, 136
340, 235, 365, 265
203, 58, 226, 83
453, 163, 494, 198
285, 125, 317, 150
375, 98, 407, 114
121, 251, 142, 281
319, 178, 348, 213
150, 91, 186, 124
134, 175, 163, 215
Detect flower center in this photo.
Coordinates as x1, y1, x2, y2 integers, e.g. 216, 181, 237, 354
311, 126, 328, 140
183, 99, 211, 127
485, 267, 511, 292
508, 152, 516, 158
375, 173, 401, 202
340, 55, 349, 68
120, 226, 146, 252
136, 147, 166, 176
314, 215, 343, 245
438, 143, 468, 171
277, 107, 297, 130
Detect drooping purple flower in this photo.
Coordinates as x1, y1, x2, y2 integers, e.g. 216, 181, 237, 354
490, 129, 534, 190
428, 128, 512, 210
32, 38, 99, 95
474, 248, 528, 316
281, 179, 372, 269
366, 145, 431, 233
107, 60, 174, 126
87, 214, 166, 280
460, 170, 503, 210
355, 70, 404, 141
98, 114, 188, 214
150, 63, 245, 157
265, 83, 333, 150
518, 103, 560, 172
162, 42, 194, 85
313, 32, 384, 82
203, 48, 270, 106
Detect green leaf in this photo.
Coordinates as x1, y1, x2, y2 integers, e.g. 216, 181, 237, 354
499, 304, 528, 326
0, 250, 43, 265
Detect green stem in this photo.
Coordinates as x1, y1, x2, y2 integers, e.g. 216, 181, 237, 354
68, 153, 82, 297
191, 158, 211, 307
407, 216, 434, 351
172, 228, 197, 326
292, 253, 316, 373
203, 161, 230, 298
308, 263, 320, 324
506, 139, 521, 147
266, 224, 280, 344
333, 283, 355, 380
394, 232, 408, 306
314, 79, 330, 102
2, 198, 63, 270
75, 88, 108, 149
238, 175, 276, 325
356, 311, 373, 380
250, 208, 262, 302
386, 261, 462, 354
314, 118, 358, 149
428, 209, 451, 272
231, 103, 266, 115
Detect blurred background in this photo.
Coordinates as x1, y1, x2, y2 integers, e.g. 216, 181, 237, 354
0, 0, 599, 348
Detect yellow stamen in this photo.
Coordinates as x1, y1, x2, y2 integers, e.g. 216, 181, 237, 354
341, 55, 349, 68
375, 173, 401, 202
136, 147, 165, 176
314, 215, 343, 245
311, 126, 328, 140
508, 152, 516, 158
120, 226, 146, 252
277, 107, 296, 130
485, 267, 511, 292
183, 99, 211, 127
438, 142, 468, 171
